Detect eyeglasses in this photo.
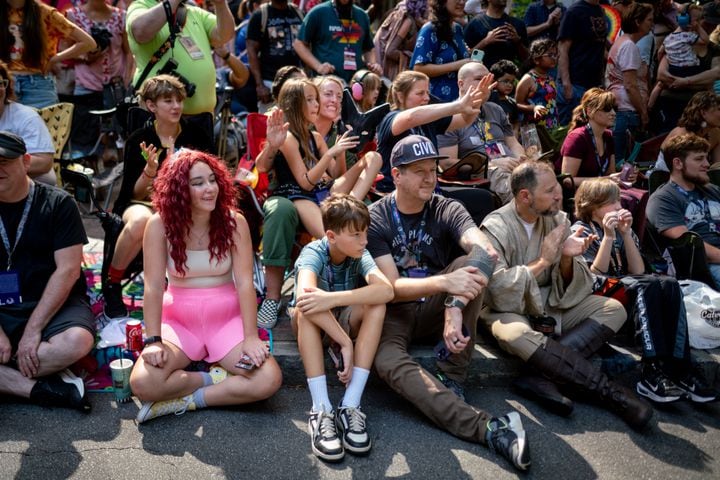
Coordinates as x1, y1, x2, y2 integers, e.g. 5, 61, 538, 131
0, 79, 8, 89
600, 105, 616, 112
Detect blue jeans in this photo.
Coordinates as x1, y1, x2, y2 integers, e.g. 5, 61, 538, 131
710, 264, 720, 290
613, 110, 641, 166
556, 82, 587, 126
12, 73, 58, 108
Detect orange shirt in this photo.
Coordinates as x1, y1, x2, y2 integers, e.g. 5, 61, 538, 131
8, 1, 75, 74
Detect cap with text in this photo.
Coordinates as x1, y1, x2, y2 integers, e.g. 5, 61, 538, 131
390, 134, 449, 168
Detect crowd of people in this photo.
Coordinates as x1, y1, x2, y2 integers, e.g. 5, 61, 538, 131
3, 0, 720, 473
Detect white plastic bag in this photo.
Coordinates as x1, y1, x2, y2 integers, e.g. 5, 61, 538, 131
680, 280, 720, 349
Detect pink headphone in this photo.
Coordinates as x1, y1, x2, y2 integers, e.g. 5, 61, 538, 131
351, 70, 370, 102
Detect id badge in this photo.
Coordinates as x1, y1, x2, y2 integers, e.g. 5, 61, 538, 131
179, 36, 204, 60
0, 270, 22, 305
315, 187, 330, 204
343, 48, 357, 71
484, 141, 507, 160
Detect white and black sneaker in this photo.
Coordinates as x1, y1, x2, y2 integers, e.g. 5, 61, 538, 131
335, 406, 371, 454
30, 369, 91, 412
308, 410, 344, 462
485, 412, 531, 471
673, 365, 719, 403
636, 362, 683, 403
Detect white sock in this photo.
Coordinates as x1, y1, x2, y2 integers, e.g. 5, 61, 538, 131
307, 375, 332, 413
341, 367, 370, 408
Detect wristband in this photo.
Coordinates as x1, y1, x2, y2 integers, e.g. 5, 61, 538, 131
144, 335, 162, 347
143, 168, 157, 179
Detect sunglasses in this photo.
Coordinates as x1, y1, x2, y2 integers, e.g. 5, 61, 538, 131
600, 105, 616, 112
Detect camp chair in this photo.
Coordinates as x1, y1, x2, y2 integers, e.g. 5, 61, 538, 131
36, 102, 73, 187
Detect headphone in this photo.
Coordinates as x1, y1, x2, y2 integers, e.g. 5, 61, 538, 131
351, 70, 371, 102
677, 11, 690, 28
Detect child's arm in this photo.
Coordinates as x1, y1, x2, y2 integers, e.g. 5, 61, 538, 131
515, 73, 547, 120
279, 131, 336, 190
694, 24, 709, 46
313, 131, 346, 180
295, 269, 353, 348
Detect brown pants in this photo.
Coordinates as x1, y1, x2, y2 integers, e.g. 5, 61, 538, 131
373, 255, 493, 445
481, 295, 627, 361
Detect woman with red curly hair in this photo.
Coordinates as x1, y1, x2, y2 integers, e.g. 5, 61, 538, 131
130, 149, 282, 423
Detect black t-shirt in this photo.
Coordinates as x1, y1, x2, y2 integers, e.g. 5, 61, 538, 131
375, 110, 452, 192
464, 14, 528, 69
115, 120, 214, 214
246, 5, 303, 81
0, 183, 88, 303
367, 194, 475, 276
557, 0, 608, 88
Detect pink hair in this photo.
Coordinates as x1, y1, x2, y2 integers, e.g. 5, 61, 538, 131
152, 149, 238, 276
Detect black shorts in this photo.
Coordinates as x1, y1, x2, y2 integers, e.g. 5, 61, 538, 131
0, 294, 95, 349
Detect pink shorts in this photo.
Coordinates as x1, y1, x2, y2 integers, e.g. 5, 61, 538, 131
161, 283, 245, 363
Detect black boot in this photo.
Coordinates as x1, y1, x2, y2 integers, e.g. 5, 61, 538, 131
528, 339, 653, 430
512, 373, 574, 416
558, 319, 615, 358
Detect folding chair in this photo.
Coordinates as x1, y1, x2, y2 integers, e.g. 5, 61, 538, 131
36, 102, 74, 187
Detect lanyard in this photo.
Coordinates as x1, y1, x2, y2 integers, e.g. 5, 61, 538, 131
589, 221, 623, 276
586, 124, 609, 175
474, 111, 488, 144
332, 1, 354, 43
670, 181, 719, 234
391, 194, 427, 263
0, 182, 35, 271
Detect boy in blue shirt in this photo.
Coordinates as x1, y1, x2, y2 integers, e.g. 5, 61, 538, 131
291, 193, 393, 462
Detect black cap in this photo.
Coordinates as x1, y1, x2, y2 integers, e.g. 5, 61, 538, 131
0, 131, 26, 159
390, 134, 448, 168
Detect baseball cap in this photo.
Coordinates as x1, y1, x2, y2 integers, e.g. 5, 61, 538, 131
0, 131, 26, 159
390, 134, 448, 168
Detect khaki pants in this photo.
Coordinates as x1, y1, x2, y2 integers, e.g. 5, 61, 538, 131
373, 255, 493, 445
481, 295, 627, 362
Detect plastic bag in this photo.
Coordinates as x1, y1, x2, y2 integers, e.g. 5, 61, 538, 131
680, 280, 720, 349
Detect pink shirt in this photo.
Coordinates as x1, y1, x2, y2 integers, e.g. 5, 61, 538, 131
66, 6, 126, 91
606, 35, 648, 112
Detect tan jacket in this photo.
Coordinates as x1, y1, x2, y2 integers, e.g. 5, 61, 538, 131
480, 201, 593, 316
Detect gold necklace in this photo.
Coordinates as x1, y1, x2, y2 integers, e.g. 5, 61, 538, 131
188, 226, 209, 248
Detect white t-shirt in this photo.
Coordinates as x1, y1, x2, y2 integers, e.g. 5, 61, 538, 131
606, 36, 648, 112
0, 102, 54, 154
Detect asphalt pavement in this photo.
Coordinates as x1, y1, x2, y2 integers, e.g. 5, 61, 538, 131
2, 383, 720, 480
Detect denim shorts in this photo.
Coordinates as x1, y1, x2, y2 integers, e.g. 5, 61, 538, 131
12, 73, 59, 108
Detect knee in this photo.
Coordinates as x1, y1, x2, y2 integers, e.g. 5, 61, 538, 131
123, 213, 150, 241
250, 361, 282, 400
129, 369, 158, 402
57, 327, 95, 360
491, 320, 541, 360
596, 298, 627, 333
363, 151, 382, 172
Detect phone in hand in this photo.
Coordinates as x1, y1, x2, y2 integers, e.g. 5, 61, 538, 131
235, 354, 255, 370
434, 325, 471, 361
471, 49, 485, 63
328, 342, 344, 372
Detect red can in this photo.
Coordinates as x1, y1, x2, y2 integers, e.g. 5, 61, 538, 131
126, 320, 143, 351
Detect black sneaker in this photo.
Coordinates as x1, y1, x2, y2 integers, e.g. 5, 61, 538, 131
102, 281, 128, 319
636, 362, 683, 403
674, 365, 719, 403
30, 369, 91, 412
308, 410, 344, 462
435, 372, 466, 402
485, 412, 531, 471
335, 406, 371, 454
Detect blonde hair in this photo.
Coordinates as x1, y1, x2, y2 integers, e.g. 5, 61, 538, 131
138, 74, 186, 103
387, 70, 429, 110
568, 88, 616, 131
278, 78, 319, 169
574, 178, 621, 223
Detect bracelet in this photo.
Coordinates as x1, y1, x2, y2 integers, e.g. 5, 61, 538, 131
144, 335, 163, 347
304, 172, 316, 186
143, 168, 157, 179
221, 51, 231, 61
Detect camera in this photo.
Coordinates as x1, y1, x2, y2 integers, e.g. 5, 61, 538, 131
90, 25, 112, 51
158, 58, 197, 97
